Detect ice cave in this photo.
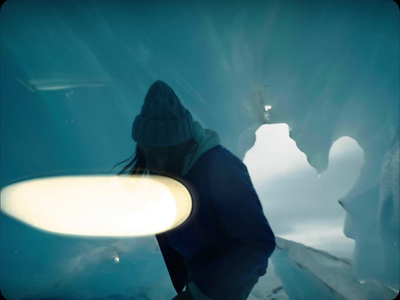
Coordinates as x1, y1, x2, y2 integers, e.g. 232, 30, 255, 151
0, 0, 399, 299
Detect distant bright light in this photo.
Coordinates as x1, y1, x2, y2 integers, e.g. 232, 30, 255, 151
0, 175, 192, 237
264, 105, 272, 111
244, 123, 308, 182
280, 221, 355, 258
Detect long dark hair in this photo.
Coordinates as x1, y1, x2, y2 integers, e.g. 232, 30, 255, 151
116, 145, 146, 175
115, 138, 199, 175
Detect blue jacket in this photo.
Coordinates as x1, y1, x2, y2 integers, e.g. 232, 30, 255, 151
156, 145, 276, 300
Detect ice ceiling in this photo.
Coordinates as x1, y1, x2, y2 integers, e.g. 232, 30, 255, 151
1, 0, 399, 294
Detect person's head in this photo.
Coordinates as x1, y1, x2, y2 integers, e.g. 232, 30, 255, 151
123, 80, 196, 175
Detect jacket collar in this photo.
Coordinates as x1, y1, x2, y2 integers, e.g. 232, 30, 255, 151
181, 121, 220, 175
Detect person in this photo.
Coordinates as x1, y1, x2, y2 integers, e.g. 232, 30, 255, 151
120, 80, 276, 300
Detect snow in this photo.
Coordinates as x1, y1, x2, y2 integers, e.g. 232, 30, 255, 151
1, 0, 399, 299
272, 238, 397, 300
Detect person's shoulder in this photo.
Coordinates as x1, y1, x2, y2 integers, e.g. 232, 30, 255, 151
185, 145, 245, 179
201, 145, 246, 171
201, 145, 238, 162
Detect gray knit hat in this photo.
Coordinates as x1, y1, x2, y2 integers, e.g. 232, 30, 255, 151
132, 80, 194, 146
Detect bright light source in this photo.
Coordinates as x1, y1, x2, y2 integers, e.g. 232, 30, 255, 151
264, 105, 272, 111
0, 175, 192, 237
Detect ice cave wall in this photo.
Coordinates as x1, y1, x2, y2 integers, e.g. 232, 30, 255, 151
1, 0, 399, 291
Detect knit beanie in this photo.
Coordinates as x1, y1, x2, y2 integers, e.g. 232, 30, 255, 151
132, 80, 194, 146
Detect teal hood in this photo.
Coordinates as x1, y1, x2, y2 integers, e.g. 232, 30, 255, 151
181, 122, 220, 176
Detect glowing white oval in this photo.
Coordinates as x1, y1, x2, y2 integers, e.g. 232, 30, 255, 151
0, 175, 192, 237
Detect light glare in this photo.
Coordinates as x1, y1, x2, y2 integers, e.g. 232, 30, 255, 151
0, 175, 192, 237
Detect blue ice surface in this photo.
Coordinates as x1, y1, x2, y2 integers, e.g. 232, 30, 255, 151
1, 0, 399, 298
0, 213, 175, 300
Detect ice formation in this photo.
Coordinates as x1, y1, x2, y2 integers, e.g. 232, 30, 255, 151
1, 0, 398, 298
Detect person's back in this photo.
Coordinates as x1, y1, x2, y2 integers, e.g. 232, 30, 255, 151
122, 80, 276, 299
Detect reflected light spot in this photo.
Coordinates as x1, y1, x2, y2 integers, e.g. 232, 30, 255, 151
0, 175, 192, 237
112, 251, 120, 263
